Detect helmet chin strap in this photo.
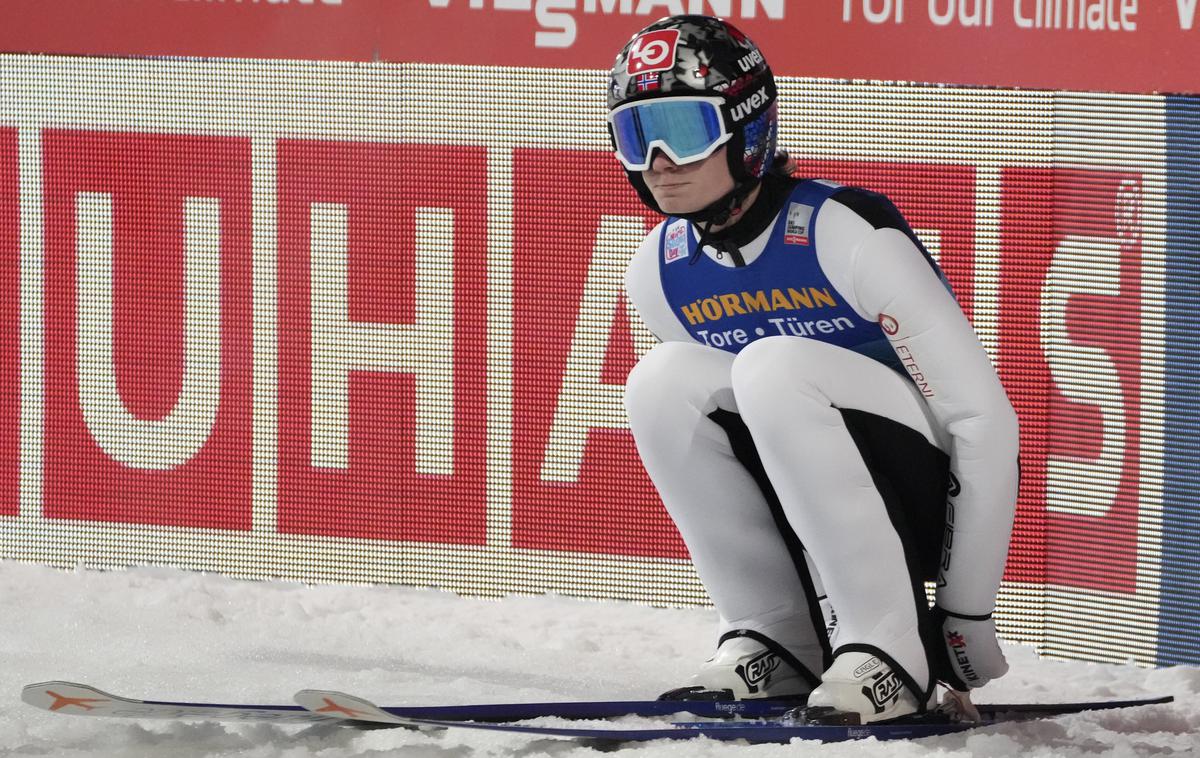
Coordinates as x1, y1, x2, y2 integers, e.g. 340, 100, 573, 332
685, 179, 758, 265
678, 179, 755, 226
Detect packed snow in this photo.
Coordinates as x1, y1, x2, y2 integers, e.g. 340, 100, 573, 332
1, 561, 1196, 757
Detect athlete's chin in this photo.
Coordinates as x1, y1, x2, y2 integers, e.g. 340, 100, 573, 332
651, 193, 705, 215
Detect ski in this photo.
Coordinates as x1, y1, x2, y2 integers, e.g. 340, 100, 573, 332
292, 689, 1176, 744
20, 680, 798, 725
21, 682, 339, 726
22, 680, 1173, 743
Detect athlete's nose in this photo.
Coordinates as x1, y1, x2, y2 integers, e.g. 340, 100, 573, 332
649, 149, 679, 172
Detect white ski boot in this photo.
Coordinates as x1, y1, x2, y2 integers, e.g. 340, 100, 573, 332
660, 633, 814, 701
804, 651, 931, 723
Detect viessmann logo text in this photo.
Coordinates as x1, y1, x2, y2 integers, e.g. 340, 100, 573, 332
427, 0, 785, 48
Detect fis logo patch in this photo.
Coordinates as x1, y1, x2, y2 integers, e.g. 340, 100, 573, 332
734, 651, 781, 694
784, 202, 814, 246
862, 670, 903, 714
664, 220, 689, 263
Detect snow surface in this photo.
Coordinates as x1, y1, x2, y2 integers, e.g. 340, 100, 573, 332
1, 561, 1196, 757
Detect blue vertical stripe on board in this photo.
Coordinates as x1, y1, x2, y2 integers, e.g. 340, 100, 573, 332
1161, 94, 1200, 666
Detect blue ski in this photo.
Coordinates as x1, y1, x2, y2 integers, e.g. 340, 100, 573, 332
293, 689, 1175, 744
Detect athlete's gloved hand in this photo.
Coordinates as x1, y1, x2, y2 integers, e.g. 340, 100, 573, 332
932, 606, 1009, 691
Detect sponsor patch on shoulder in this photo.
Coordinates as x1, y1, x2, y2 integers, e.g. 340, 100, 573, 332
664, 219, 689, 263
879, 313, 899, 335
784, 202, 814, 246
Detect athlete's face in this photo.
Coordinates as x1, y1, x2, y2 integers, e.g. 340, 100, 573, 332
642, 146, 736, 215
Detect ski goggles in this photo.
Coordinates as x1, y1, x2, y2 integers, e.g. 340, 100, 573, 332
608, 96, 731, 171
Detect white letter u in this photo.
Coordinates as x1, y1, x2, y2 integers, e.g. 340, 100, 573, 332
76, 192, 222, 471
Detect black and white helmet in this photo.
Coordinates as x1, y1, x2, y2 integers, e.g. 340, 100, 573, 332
607, 15, 779, 221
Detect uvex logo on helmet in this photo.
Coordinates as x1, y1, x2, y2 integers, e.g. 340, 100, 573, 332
729, 85, 770, 122
626, 29, 679, 75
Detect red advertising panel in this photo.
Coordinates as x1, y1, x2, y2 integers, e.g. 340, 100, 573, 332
999, 167, 1143, 593
43, 130, 254, 528
510, 148, 674, 557
276, 140, 489, 544
402, 2, 1199, 94
0, 1, 1197, 93
0, 129, 17, 517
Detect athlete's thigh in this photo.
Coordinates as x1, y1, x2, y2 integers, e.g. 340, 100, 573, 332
732, 335, 946, 451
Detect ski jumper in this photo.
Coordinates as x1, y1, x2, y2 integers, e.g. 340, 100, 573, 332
623, 179, 1019, 700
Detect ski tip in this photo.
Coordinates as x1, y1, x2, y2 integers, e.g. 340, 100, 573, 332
21, 681, 125, 714
294, 689, 440, 730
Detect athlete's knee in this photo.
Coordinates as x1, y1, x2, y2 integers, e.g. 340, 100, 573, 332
626, 342, 689, 422
731, 337, 830, 414
625, 342, 733, 436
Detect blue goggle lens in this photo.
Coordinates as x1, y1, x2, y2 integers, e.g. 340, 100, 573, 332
610, 99, 728, 170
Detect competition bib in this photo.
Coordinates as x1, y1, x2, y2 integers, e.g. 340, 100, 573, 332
658, 180, 900, 371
